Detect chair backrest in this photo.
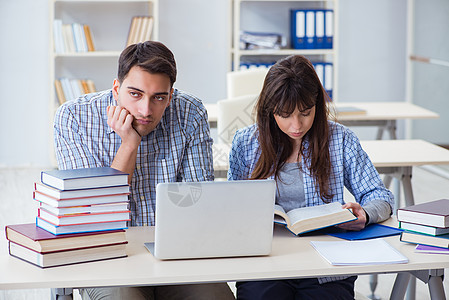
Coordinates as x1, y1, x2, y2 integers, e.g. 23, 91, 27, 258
226, 68, 269, 98
216, 94, 259, 144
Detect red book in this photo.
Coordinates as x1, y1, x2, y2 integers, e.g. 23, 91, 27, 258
5, 223, 126, 253
38, 207, 130, 226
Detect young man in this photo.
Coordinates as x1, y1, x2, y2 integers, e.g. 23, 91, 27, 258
54, 41, 234, 300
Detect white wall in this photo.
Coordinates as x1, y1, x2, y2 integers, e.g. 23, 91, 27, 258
410, 0, 449, 145
0, 0, 445, 167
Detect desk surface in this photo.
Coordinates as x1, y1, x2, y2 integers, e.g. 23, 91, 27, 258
360, 139, 449, 167
213, 139, 449, 172
1, 219, 449, 290
205, 102, 439, 123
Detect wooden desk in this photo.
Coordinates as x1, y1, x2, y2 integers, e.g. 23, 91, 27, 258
213, 139, 449, 209
205, 102, 439, 139
0, 221, 447, 299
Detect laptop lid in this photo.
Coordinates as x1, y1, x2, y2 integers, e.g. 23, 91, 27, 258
147, 179, 275, 260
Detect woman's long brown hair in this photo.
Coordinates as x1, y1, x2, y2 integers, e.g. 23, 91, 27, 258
251, 55, 333, 201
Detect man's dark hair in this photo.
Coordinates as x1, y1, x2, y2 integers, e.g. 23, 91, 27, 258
117, 41, 177, 87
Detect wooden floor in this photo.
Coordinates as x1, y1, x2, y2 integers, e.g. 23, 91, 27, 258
1, 166, 448, 299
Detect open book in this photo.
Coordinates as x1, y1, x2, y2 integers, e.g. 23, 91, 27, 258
274, 202, 357, 235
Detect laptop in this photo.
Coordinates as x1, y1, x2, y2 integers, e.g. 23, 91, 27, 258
145, 179, 276, 260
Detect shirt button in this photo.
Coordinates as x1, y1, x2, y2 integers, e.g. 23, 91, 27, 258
136, 165, 141, 170
140, 196, 145, 200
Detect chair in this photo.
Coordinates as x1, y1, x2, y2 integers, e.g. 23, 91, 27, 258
216, 94, 258, 145
226, 68, 269, 98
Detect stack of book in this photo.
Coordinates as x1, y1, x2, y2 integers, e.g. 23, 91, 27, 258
54, 77, 96, 105
5, 167, 131, 268
53, 19, 95, 54
5, 223, 128, 268
126, 16, 154, 46
398, 199, 449, 254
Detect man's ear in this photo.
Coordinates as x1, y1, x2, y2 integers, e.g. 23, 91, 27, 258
112, 79, 120, 101
166, 88, 174, 107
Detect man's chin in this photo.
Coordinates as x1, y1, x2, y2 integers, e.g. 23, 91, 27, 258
133, 124, 155, 137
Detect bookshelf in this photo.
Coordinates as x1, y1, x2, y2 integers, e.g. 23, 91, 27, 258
48, 0, 159, 165
231, 0, 339, 100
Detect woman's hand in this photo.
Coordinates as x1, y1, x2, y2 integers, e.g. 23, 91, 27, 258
336, 202, 367, 231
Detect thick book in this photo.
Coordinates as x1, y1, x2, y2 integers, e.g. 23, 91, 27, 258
39, 201, 129, 216
34, 182, 129, 200
41, 167, 128, 190
36, 217, 128, 235
274, 202, 357, 235
38, 208, 130, 226
400, 230, 449, 248
34, 190, 129, 208
399, 221, 449, 236
5, 223, 126, 253
336, 106, 367, 116
415, 244, 449, 254
310, 239, 408, 265
397, 199, 449, 228
8, 240, 127, 268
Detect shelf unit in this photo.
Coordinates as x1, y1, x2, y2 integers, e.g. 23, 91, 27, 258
231, 0, 339, 101
48, 0, 159, 165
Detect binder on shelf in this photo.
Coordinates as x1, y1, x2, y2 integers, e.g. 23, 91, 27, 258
315, 10, 325, 49
314, 62, 325, 88
324, 62, 333, 99
324, 10, 334, 49
305, 10, 315, 49
290, 10, 306, 49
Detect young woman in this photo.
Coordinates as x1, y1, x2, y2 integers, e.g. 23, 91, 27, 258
228, 55, 394, 300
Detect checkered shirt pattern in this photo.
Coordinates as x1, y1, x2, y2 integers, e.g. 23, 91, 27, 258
54, 89, 214, 226
228, 121, 394, 284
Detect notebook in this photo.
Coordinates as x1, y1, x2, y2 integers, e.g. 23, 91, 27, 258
145, 179, 276, 260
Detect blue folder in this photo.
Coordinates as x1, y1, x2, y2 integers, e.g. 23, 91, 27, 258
327, 224, 404, 240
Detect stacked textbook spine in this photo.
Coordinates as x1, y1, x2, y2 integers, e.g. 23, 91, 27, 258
398, 199, 449, 253
5, 167, 131, 268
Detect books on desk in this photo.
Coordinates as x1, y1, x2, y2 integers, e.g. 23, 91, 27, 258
398, 199, 449, 249
5, 223, 128, 268
397, 199, 449, 228
335, 106, 367, 116
414, 244, 449, 254
41, 167, 128, 190
35, 167, 130, 235
6, 167, 131, 267
400, 231, 449, 249
274, 202, 357, 235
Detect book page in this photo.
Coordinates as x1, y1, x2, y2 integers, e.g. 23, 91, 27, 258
274, 204, 289, 226
287, 202, 343, 225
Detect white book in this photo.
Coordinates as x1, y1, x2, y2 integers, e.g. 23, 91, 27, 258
53, 19, 64, 53
310, 239, 409, 266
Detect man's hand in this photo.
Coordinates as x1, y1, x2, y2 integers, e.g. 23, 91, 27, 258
107, 106, 141, 184
336, 202, 367, 231
107, 106, 141, 147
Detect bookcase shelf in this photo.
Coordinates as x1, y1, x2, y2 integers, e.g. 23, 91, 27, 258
49, 0, 159, 166
53, 51, 122, 57
231, 0, 339, 100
